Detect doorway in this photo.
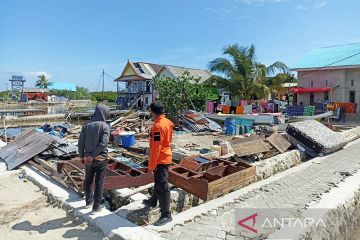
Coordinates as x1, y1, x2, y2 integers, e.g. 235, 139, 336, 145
349, 91, 356, 103
310, 93, 315, 106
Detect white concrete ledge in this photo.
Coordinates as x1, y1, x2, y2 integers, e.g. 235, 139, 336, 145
147, 139, 360, 233
22, 165, 163, 240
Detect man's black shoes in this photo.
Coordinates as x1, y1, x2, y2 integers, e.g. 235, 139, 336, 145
153, 215, 172, 226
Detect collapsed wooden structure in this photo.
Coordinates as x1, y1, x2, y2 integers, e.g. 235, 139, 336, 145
169, 157, 256, 201
55, 158, 154, 194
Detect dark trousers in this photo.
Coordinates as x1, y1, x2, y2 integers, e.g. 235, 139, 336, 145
149, 164, 171, 217
84, 160, 107, 208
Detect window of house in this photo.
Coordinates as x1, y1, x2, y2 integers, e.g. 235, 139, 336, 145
325, 80, 328, 86
324, 92, 329, 101
146, 81, 151, 92
134, 63, 145, 74
351, 80, 354, 87
145, 97, 149, 105
350, 91, 356, 103
310, 81, 314, 87
138, 81, 143, 91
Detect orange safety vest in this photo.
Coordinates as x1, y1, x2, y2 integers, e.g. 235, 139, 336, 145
148, 115, 173, 171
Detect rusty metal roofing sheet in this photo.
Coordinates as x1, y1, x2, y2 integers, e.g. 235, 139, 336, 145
0, 128, 54, 170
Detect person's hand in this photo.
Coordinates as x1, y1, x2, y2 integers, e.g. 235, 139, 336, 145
84, 156, 93, 165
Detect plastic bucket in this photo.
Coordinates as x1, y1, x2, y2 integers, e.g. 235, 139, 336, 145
119, 131, 136, 148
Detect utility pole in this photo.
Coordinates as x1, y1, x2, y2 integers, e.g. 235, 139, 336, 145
102, 69, 105, 101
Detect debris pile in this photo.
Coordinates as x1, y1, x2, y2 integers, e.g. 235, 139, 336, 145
286, 120, 347, 156
0, 128, 78, 170
40, 136, 78, 158
228, 132, 291, 161
179, 110, 222, 132
111, 111, 153, 135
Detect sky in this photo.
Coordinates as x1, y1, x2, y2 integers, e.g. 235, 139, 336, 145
0, 0, 359, 91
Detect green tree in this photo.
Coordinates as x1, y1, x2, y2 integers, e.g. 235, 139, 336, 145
154, 71, 213, 118
35, 75, 53, 88
90, 91, 117, 102
208, 44, 288, 100
49, 86, 91, 100
263, 72, 297, 97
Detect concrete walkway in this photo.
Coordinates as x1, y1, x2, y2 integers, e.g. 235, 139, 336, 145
158, 140, 360, 240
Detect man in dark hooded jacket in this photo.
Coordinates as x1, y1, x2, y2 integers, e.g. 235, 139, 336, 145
78, 104, 110, 213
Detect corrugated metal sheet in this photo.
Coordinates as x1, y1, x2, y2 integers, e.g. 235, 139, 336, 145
0, 129, 53, 170
180, 111, 222, 132
292, 43, 360, 70
40, 135, 78, 158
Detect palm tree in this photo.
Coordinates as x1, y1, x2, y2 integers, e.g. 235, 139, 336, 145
35, 75, 53, 88
263, 72, 297, 98
208, 44, 288, 100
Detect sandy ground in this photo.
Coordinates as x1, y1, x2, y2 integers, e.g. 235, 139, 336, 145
352, 225, 360, 240
0, 173, 105, 240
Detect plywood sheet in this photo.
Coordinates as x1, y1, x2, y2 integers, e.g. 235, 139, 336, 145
266, 132, 291, 153
231, 139, 270, 157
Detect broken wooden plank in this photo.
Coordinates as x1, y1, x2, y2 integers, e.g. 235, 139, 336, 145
266, 132, 291, 153
231, 135, 260, 144
27, 160, 68, 189
231, 139, 270, 157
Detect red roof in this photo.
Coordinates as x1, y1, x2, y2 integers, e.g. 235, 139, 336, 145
290, 87, 332, 93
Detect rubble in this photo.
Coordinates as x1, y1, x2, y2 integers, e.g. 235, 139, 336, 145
0, 129, 54, 170
286, 120, 347, 156
179, 110, 222, 132
111, 111, 152, 135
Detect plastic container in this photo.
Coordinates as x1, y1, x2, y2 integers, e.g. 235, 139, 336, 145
211, 145, 222, 156
225, 117, 236, 135
119, 131, 136, 148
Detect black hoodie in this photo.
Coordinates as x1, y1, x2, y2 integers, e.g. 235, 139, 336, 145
78, 104, 111, 158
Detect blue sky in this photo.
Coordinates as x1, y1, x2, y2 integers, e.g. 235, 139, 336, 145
0, 0, 359, 91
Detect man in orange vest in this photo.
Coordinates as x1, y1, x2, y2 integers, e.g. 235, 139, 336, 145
143, 102, 173, 226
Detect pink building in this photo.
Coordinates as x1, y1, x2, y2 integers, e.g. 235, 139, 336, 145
291, 43, 360, 113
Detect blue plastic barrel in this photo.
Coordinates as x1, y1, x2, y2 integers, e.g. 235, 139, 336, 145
119, 131, 136, 148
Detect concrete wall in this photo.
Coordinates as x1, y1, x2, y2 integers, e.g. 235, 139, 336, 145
297, 67, 360, 111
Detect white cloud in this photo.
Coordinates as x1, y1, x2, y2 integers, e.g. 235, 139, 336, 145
296, 5, 308, 10
296, 0, 328, 10
236, 0, 290, 6
205, 7, 252, 21
205, 7, 232, 20
235, 0, 327, 10
314, 0, 328, 9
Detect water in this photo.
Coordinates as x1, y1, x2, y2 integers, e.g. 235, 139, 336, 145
0, 127, 23, 138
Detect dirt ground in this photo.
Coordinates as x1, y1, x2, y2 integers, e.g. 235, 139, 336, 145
0, 172, 105, 240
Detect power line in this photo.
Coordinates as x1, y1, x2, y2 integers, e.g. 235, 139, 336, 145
91, 73, 103, 91
297, 50, 360, 78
